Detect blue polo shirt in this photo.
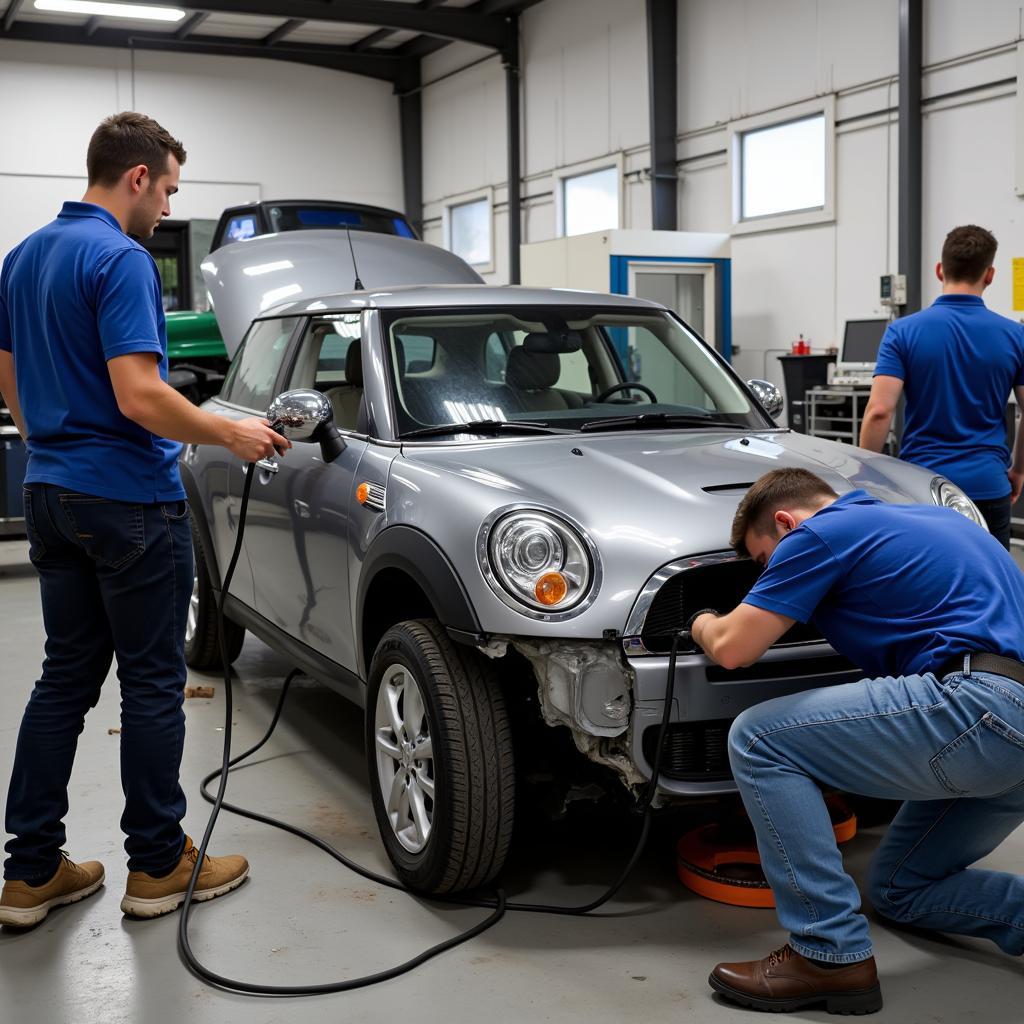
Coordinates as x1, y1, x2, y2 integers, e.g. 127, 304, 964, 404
874, 295, 1024, 501
742, 490, 1024, 678
0, 202, 183, 503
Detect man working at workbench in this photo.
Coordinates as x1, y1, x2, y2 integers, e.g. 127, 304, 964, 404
859, 224, 1024, 548
690, 467, 1024, 1016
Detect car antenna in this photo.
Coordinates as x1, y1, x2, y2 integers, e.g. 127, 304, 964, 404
345, 223, 365, 290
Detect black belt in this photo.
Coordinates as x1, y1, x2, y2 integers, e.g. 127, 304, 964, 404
938, 652, 1024, 688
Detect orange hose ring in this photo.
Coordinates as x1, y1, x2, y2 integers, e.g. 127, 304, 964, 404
676, 795, 857, 908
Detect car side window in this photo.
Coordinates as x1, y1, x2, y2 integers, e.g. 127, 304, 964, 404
400, 334, 436, 374
555, 348, 591, 393
220, 318, 294, 411
484, 333, 509, 383
288, 315, 362, 389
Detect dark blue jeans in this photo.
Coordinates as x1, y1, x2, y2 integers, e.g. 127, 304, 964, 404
4, 485, 192, 880
974, 495, 1012, 550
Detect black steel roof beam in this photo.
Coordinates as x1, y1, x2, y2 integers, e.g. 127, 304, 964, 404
2, 0, 25, 33
128, 1, 509, 48
1, 22, 409, 85
350, 0, 448, 53
262, 18, 305, 46
175, 11, 209, 38
396, 0, 541, 60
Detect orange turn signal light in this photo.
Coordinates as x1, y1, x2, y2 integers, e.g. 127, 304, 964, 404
356, 482, 370, 505
534, 571, 568, 606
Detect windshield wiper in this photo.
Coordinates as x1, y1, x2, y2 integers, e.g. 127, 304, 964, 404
579, 412, 742, 433
400, 419, 563, 440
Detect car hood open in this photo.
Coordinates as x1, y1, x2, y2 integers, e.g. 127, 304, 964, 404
200, 230, 483, 356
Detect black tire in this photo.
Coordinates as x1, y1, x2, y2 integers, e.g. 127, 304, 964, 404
365, 619, 515, 894
184, 517, 245, 671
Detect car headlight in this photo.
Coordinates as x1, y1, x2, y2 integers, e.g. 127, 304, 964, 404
931, 477, 988, 530
477, 507, 601, 619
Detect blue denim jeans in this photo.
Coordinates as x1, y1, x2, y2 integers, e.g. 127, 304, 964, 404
4, 484, 192, 880
728, 661, 1024, 963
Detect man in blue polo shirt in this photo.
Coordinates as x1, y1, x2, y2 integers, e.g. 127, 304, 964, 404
689, 468, 1024, 1016
0, 113, 289, 928
860, 224, 1024, 548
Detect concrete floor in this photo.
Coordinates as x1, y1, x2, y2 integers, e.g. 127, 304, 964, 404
0, 536, 1021, 1024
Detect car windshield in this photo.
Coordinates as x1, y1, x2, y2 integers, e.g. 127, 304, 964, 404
383, 306, 768, 438
266, 203, 416, 238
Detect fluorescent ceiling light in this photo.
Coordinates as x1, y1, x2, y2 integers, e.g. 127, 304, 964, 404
33, 0, 186, 22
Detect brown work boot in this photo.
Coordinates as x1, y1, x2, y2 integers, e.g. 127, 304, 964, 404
120, 835, 248, 919
0, 852, 105, 928
709, 944, 883, 1014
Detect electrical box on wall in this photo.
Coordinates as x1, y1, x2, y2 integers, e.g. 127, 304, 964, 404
520, 230, 733, 361
879, 273, 906, 308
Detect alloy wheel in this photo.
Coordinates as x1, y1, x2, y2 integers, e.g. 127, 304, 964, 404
185, 569, 199, 646
373, 664, 435, 853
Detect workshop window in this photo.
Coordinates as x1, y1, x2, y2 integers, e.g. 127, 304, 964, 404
448, 198, 491, 267
729, 99, 835, 234
562, 166, 619, 237
740, 113, 825, 220
221, 317, 294, 411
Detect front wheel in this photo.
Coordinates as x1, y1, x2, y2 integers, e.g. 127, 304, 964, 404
366, 619, 515, 894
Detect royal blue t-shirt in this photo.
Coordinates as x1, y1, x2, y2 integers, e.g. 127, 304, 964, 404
0, 202, 183, 503
742, 490, 1024, 678
874, 294, 1024, 501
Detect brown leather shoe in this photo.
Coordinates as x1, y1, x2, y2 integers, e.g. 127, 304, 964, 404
120, 835, 248, 919
709, 944, 883, 1015
0, 852, 105, 928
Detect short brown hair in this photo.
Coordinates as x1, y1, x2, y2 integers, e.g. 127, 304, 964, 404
941, 224, 997, 284
729, 468, 838, 556
86, 111, 186, 187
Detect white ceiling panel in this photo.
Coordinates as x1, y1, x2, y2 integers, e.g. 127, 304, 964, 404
282, 20, 377, 47
190, 13, 285, 40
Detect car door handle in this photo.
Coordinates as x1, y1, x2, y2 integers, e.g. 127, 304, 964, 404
255, 458, 279, 474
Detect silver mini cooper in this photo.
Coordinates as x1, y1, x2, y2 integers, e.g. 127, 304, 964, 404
182, 235, 986, 893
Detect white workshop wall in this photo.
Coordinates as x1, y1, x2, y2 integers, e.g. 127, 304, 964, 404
420, 0, 650, 282
419, 0, 1024, 397
0, 39, 403, 262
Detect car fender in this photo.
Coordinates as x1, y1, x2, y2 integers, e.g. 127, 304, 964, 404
356, 525, 482, 675
180, 462, 221, 590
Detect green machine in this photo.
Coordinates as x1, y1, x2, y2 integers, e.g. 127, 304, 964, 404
165, 310, 229, 404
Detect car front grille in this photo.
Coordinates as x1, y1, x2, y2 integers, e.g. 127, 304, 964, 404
639, 556, 823, 654
643, 720, 732, 781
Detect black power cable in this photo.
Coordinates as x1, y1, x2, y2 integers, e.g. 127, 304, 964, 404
177, 459, 686, 994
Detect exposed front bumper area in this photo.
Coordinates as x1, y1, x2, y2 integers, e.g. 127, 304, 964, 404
506, 632, 862, 801
629, 643, 862, 797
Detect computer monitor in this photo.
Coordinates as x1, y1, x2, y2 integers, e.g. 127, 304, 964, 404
839, 318, 888, 370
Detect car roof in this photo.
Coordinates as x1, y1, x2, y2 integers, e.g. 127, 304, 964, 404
258, 284, 668, 320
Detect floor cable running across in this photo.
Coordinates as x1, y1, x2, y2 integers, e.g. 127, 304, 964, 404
176, 459, 687, 996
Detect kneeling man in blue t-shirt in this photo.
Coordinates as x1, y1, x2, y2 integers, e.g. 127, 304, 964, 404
692, 467, 1024, 1016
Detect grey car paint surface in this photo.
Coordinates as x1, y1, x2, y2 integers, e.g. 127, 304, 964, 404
184, 278, 981, 807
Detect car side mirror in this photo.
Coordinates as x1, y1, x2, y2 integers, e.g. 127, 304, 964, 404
267, 389, 346, 463
746, 379, 784, 420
